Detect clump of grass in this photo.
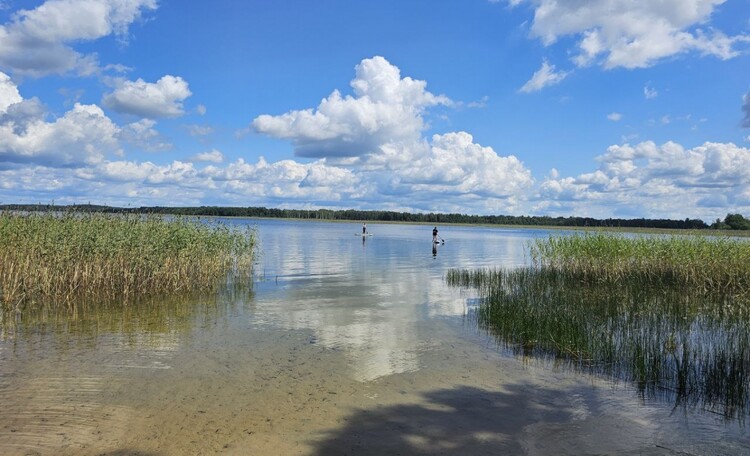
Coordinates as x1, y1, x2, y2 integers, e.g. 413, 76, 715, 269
530, 232, 750, 296
446, 267, 750, 421
0, 211, 255, 309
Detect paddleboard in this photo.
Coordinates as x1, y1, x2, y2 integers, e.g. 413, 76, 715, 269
356, 233, 374, 237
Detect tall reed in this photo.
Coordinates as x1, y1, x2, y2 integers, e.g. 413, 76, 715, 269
0, 211, 255, 308
530, 232, 750, 296
446, 267, 750, 421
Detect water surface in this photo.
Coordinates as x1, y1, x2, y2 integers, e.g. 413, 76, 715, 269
0, 219, 747, 455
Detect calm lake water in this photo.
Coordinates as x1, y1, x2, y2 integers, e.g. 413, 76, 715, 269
0, 219, 748, 455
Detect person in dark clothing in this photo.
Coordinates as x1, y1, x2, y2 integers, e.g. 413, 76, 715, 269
363, 223, 367, 235
432, 227, 438, 243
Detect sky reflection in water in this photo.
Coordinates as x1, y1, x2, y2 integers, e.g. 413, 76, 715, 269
243, 219, 542, 382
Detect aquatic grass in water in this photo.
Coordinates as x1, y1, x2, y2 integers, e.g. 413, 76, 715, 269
0, 211, 255, 308
447, 234, 750, 421
530, 232, 750, 296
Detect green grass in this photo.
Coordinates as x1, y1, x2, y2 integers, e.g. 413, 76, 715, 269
0, 211, 255, 309
530, 232, 750, 296
447, 232, 750, 421
446, 267, 750, 421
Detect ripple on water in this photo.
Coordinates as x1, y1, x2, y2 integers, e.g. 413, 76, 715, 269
0, 374, 133, 455
0, 331, 181, 455
98, 333, 179, 370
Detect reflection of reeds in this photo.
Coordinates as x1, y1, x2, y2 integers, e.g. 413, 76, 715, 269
446, 267, 750, 422
1, 285, 254, 344
0, 212, 255, 309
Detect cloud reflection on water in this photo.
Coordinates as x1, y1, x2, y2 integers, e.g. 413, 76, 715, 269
247, 220, 539, 381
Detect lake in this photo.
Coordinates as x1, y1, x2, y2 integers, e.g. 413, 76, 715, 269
0, 219, 747, 455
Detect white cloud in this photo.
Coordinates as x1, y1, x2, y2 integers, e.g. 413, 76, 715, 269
607, 112, 622, 121
0, 130, 535, 214
0, 56, 535, 214
644, 84, 658, 99
0, 102, 120, 166
466, 95, 489, 108
3, 135, 749, 220
0, 74, 123, 166
253, 56, 451, 158
538, 140, 750, 219
119, 118, 171, 152
193, 149, 224, 163
248, 56, 535, 213
186, 124, 213, 136
102, 75, 192, 118
0, 72, 21, 112
391, 132, 533, 198
509, 0, 750, 69
0, 0, 157, 76
742, 90, 750, 129
519, 60, 569, 93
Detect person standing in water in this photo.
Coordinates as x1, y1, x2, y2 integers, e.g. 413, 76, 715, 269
432, 226, 438, 243
363, 223, 367, 235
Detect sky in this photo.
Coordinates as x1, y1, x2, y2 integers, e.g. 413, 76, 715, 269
0, 0, 749, 222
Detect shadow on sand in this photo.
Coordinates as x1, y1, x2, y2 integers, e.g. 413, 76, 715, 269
311, 384, 576, 456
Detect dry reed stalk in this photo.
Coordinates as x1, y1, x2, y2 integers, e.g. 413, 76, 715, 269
0, 211, 255, 309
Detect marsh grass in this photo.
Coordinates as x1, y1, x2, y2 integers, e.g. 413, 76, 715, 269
0, 211, 255, 309
530, 232, 750, 296
447, 233, 750, 421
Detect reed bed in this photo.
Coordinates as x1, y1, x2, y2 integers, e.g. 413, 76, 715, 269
530, 232, 750, 296
0, 211, 255, 309
446, 267, 750, 421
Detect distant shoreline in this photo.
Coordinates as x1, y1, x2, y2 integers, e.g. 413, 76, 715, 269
239, 217, 750, 237
2, 203, 747, 236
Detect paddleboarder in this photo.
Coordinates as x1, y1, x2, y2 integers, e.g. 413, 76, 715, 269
433, 226, 438, 243
363, 223, 367, 235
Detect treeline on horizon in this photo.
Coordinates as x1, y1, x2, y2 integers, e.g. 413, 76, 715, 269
3, 203, 750, 231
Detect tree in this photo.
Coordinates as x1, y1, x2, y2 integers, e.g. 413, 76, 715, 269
724, 213, 750, 230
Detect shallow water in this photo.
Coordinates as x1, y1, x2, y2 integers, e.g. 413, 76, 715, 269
0, 219, 747, 455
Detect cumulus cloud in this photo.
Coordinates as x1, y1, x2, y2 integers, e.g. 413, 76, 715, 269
0, 72, 22, 112
119, 118, 171, 152
253, 56, 451, 158
0, 102, 120, 166
0, 0, 157, 76
0, 72, 123, 166
537, 140, 750, 219
3, 134, 749, 220
390, 132, 533, 198
607, 112, 622, 121
508, 0, 749, 69
193, 149, 224, 163
0, 97, 46, 135
103, 75, 192, 118
742, 90, 750, 128
519, 60, 569, 93
250, 56, 535, 213
0, 130, 535, 214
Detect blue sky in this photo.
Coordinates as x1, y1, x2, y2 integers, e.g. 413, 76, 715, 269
1, 0, 749, 221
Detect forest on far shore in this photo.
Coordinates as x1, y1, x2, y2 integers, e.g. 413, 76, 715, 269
2, 204, 749, 231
